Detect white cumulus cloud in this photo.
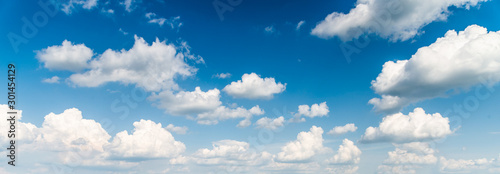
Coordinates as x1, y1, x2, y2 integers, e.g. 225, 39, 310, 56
149, 87, 221, 115
36, 40, 93, 72
370, 25, 500, 113
360, 108, 452, 143
328, 139, 362, 164
107, 119, 186, 159
150, 87, 264, 127
311, 0, 489, 41
68, 35, 200, 92
296, 102, 329, 118
223, 73, 286, 99
277, 126, 326, 162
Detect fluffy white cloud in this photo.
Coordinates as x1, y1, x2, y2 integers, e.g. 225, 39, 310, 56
149, 87, 221, 115
255, 116, 285, 130
166, 124, 188, 135
192, 140, 272, 166
370, 25, 500, 113
36, 108, 111, 152
0, 106, 193, 172
108, 119, 185, 159
328, 123, 357, 135
277, 126, 326, 162
360, 108, 452, 143
223, 73, 286, 99
68, 35, 200, 92
328, 139, 361, 164
296, 102, 329, 118
311, 0, 488, 41
0, 106, 140, 169
36, 40, 93, 72
61, 0, 99, 14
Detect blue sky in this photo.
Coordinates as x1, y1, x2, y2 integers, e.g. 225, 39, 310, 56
1, 0, 500, 173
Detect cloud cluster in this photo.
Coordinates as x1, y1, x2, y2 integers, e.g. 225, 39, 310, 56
150, 87, 265, 126
311, 0, 488, 41
370, 25, 500, 113
37, 36, 202, 92
223, 73, 286, 99
0, 105, 186, 170
69, 36, 200, 91
1, 111, 363, 173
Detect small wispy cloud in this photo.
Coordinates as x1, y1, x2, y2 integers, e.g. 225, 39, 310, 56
296, 20, 305, 30
166, 124, 188, 134
119, 28, 128, 35
264, 25, 276, 34
213, 73, 232, 79
146, 13, 182, 30
101, 8, 114, 14
42, 76, 60, 84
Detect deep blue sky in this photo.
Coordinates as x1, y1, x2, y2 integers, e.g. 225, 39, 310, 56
1, 0, 500, 173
